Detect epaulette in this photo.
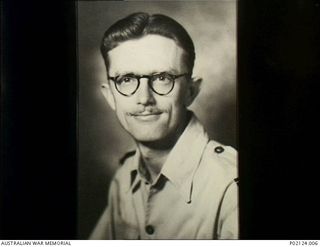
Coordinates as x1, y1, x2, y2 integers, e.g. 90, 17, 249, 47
119, 150, 136, 166
212, 142, 237, 165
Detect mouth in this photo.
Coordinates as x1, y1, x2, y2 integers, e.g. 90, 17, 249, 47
130, 111, 162, 121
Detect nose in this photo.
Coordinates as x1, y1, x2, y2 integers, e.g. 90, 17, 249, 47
135, 79, 155, 105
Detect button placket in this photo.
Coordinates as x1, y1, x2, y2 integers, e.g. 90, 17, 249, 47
144, 184, 157, 238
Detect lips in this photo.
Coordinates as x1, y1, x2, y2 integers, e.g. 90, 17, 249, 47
130, 111, 162, 121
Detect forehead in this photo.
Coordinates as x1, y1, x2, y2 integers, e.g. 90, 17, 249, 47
108, 34, 186, 75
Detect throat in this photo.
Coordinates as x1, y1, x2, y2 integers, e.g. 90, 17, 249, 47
139, 146, 170, 183
137, 125, 182, 182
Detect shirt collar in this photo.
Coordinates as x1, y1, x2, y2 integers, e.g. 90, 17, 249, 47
126, 113, 209, 203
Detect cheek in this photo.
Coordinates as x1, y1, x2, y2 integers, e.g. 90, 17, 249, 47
112, 91, 134, 112
159, 90, 188, 121
168, 87, 188, 111
113, 97, 133, 121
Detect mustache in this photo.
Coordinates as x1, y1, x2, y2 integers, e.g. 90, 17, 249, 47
128, 108, 164, 116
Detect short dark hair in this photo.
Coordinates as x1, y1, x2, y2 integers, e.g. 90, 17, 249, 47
100, 12, 195, 74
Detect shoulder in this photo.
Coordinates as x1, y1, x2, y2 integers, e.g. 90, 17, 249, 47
197, 140, 238, 185
119, 150, 136, 166
110, 150, 136, 189
207, 140, 237, 169
191, 139, 238, 205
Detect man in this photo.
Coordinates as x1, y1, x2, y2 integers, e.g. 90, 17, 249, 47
90, 12, 238, 240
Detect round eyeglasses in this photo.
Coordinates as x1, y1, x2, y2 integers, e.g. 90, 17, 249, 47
108, 72, 189, 96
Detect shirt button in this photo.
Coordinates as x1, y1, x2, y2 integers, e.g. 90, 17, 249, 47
214, 146, 224, 153
145, 225, 155, 235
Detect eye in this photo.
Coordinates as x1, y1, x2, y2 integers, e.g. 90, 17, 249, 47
158, 75, 166, 81
152, 73, 172, 84
123, 77, 131, 82
117, 75, 136, 85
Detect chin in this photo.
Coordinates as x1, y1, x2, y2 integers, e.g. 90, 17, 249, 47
123, 118, 169, 142
131, 131, 167, 143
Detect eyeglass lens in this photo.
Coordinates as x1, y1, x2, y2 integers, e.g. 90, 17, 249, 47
114, 73, 175, 96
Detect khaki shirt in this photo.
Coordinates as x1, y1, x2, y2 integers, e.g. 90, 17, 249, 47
90, 115, 238, 239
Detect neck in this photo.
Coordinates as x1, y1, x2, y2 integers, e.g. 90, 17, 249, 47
137, 112, 191, 182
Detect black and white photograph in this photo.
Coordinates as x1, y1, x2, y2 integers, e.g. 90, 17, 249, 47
2, 0, 320, 242
78, 1, 238, 240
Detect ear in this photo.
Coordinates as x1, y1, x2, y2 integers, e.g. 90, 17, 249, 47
101, 83, 116, 111
185, 77, 202, 107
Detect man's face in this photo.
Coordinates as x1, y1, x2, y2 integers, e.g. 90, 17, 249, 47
102, 34, 197, 143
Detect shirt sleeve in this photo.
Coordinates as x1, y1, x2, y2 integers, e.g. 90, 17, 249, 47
218, 180, 239, 239
89, 181, 117, 240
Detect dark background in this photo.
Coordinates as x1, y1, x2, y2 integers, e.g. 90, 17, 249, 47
1, 1, 77, 239
1, 0, 320, 240
77, 1, 236, 239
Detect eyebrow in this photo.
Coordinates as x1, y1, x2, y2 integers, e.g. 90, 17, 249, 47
109, 71, 133, 77
112, 69, 180, 77
154, 68, 180, 74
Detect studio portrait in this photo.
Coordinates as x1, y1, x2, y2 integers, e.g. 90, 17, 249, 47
77, 1, 237, 240
3, 0, 320, 241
